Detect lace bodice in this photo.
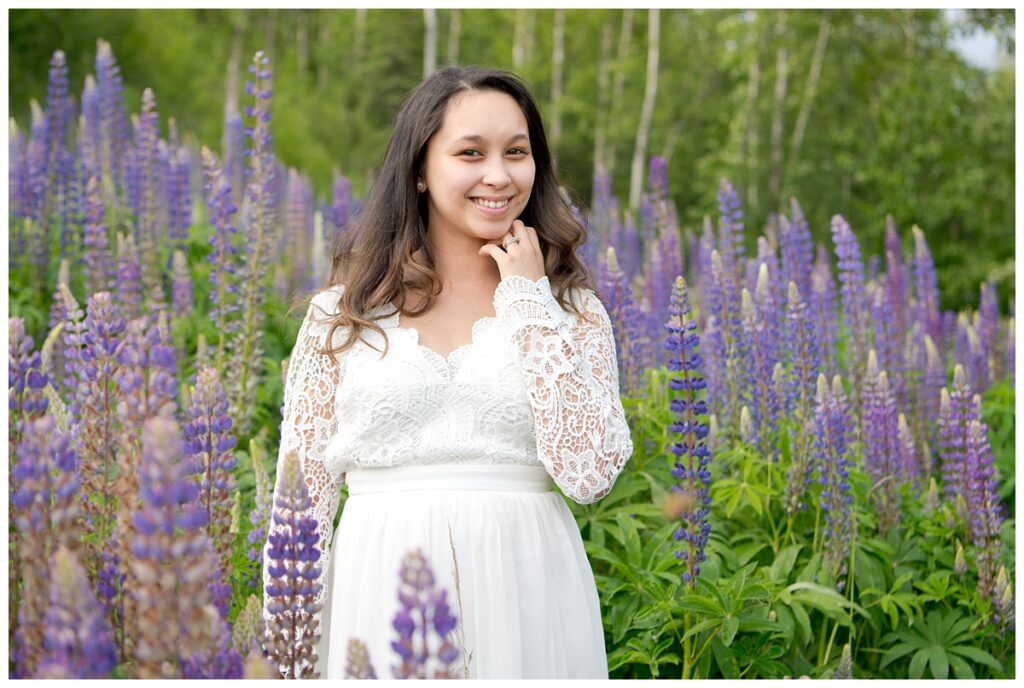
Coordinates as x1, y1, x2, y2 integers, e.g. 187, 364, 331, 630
262, 275, 633, 674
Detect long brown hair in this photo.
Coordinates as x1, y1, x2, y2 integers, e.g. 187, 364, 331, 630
315, 66, 594, 359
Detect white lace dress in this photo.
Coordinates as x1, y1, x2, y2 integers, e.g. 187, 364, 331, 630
263, 275, 633, 679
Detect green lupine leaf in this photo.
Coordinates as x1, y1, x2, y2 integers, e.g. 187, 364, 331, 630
769, 544, 803, 581
927, 646, 949, 680
948, 645, 1002, 671
721, 615, 739, 646
948, 654, 975, 679
711, 636, 741, 679
908, 649, 929, 679
615, 512, 643, 567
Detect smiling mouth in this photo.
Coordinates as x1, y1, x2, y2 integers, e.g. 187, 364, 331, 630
471, 197, 512, 209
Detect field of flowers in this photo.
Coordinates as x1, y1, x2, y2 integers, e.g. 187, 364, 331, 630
8, 43, 1016, 679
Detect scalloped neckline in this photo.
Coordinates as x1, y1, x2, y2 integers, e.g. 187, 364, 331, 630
387, 309, 498, 374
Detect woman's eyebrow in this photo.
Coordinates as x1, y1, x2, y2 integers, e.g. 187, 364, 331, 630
452, 133, 529, 144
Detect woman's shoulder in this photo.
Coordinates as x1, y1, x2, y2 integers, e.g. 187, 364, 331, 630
305, 283, 347, 324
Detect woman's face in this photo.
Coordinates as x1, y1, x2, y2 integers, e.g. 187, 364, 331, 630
421, 89, 536, 246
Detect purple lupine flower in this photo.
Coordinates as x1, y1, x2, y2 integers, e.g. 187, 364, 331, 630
36, 546, 117, 679
229, 50, 279, 437
200, 146, 242, 361
10, 119, 33, 221
167, 145, 192, 247
704, 250, 743, 430
780, 198, 814, 301
12, 414, 81, 678
977, 281, 1001, 380
598, 247, 647, 394
284, 167, 313, 299
936, 365, 978, 508
648, 155, 668, 200
40, 50, 69, 229
57, 147, 83, 259
619, 213, 642, 279
897, 413, 919, 484
871, 283, 905, 407
222, 103, 246, 207
815, 374, 855, 588
739, 288, 781, 454
664, 276, 712, 588
183, 366, 238, 619
82, 175, 114, 295
345, 639, 378, 679
860, 353, 902, 535
96, 531, 125, 643
135, 88, 167, 310
330, 168, 354, 248
80, 74, 102, 179
171, 250, 194, 318
810, 243, 839, 374
95, 39, 129, 203
833, 643, 854, 679
753, 260, 783, 375
884, 216, 909, 348
115, 231, 142, 320
964, 417, 1004, 601
912, 226, 942, 350
130, 417, 239, 678
264, 449, 325, 679
910, 331, 945, 455
831, 215, 868, 387
115, 314, 179, 424
696, 214, 715, 300
390, 549, 460, 679
9, 318, 50, 432
955, 314, 989, 393
246, 439, 273, 588
784, 281, 821, 420
717, 177, 745, 284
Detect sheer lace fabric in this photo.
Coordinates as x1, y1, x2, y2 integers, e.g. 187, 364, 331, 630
262, 275, 633, 674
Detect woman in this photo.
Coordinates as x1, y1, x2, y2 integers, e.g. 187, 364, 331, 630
263, 66, 633, 679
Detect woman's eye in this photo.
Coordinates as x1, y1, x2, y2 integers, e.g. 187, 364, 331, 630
508, 148, 529, 155
459, 149, 481, 157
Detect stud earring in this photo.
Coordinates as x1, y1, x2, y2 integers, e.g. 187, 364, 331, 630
416, 181, 426, 192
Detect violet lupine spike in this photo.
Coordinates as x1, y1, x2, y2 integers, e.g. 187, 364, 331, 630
96, 531, 125, 650
35, 546, 117, 679
390, 549, 460, 679
12, 414, 81, 678
345, 638, 378, 679
598, 247, 647, 394
231, 594, 265, 658
57, 147, 83, 259
912, 225, 943, 350
833, 643, 854, 679
788, 198, 815, 298
171, 249, 194, 319
246, 437, 273, 588
263, 449, 324, 679
200, 146, 242, 361
169, 146, 193, 247
129, 417, 239, 679
95, 39, 129, 204
40, 50, 69, 231
284, 167, 312, 299
330, 169, 354, 247
229, 50, 278, 437
811, 242, 839, 374
936, 366, 979, 509
784, 281, 821, 421
82, 175, 114, 295
831, 215, 868, 388
815, 374, 855, 588
884, 217, 910, 348
9, 318, 50, 435
717, 177, 745, 284
10, 119, 33, 221
135, 88, 166, 309
977, 280, 1001, 380
897, 413, 919, 485
115, 231, 142, 320
222, 104, 246, 207
754, 261, 782, 373
183, 366, 238, 618
964, 418, 1004, 601
80, 74, 102, 178
860, 353, 902, 535
696, 214, 715, 298
871, 282, 905, 407
739, 288, 781, 455
705, 250, 742, 429
663, 276, 712, 588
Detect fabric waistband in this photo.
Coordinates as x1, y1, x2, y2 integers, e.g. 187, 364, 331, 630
346, 464, 553, 496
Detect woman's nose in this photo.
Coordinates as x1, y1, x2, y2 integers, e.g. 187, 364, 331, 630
482, 159, 512, 187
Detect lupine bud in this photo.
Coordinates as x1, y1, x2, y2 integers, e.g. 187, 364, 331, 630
815, 374, 855, 587
833, 643, 853, 679
171, 249, 193, 319
992, 566, 1015, 631
36, 546, 117, 679
231, 594, 265, 657
953, 540, 967, 575
345, 638, 378, 679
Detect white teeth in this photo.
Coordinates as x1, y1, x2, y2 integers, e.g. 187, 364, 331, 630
472, 198, 509, 209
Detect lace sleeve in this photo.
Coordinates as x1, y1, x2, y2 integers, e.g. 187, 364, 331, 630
262, 286, 346, 674
493, 275, 634, 504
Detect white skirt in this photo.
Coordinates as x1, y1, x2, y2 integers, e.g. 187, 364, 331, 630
318, 464, 608, 679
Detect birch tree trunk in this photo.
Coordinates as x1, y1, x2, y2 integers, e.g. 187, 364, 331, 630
424, 9, 438, 78
629, 9, 660, 210
513, 10, 535, 72
447, 9, 461, 66
593, 14, 614, 175
768, 12, 788, 202
550, 9, 566, 161
606, 9, 634, 178
787, 11, 831, 185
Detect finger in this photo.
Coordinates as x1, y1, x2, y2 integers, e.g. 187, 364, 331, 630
478, 243, 507, 264
510, 218, 526, 235
522, 223, 541, 254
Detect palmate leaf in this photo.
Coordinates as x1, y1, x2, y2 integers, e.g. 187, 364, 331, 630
880, 608, 1003, 679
